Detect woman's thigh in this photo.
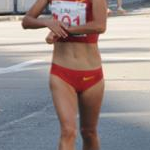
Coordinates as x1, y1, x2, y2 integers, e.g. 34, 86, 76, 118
78, 79, 105, 129
50, 74, 78, 127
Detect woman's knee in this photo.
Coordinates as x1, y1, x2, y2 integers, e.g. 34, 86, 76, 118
61, 125, 77, 140
80, 127, 98, 140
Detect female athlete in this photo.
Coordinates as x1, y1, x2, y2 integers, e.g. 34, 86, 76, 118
22, 0, 107, 150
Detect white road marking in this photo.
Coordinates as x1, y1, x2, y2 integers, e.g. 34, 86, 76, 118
0, 59, 47, 74
100, 112, 150, 118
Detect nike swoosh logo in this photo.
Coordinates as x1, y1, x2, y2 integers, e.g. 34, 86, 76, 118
83, 76, 94, 81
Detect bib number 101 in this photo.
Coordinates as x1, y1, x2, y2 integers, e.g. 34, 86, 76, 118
53, 13, 80, 27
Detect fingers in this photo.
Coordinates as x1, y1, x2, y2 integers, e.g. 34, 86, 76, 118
45, 32, 55, 44
52, 26, 68, 38
47, 20, 68, 38
60, 22, 69, 30
45, 35, 53, 44
60, 27, 68, 38
45, 32, 60, 44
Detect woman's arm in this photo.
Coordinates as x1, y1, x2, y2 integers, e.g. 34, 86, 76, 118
22, 0, 68, 38
67, 0, 107, 34
22, 0, 50, 29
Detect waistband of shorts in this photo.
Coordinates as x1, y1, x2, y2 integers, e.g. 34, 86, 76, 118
50, 63, 103, 74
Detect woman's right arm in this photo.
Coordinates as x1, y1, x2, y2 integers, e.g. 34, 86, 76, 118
22, 0, 68, 38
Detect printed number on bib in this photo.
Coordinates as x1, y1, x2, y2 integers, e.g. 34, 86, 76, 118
51, 1, 86, 27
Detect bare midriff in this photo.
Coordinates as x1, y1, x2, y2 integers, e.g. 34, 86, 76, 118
52, 42, 102, 70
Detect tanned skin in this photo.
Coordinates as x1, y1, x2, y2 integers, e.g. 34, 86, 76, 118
22, 0, 107, 150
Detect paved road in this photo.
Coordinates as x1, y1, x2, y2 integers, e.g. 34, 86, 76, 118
0, 11, 150, 150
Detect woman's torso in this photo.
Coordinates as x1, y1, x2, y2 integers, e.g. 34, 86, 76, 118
50, 0, 102, 70
52, 42, 102, 70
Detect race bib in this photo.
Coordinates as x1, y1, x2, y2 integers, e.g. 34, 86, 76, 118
51, 1, 87, 27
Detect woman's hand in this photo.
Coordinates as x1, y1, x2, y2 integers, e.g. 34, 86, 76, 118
44, 20, 68, 39
45, 31, 59, 44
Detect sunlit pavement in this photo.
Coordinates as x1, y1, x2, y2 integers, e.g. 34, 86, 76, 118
0, 8, 150, 150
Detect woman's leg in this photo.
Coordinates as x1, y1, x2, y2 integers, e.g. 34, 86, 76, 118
78, 79, 105, 150
117, 0, 123, 8
50, 74, 78, 150
117, 0, 126, 14
107, 0, 113, 16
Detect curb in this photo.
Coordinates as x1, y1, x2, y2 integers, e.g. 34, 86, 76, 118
0, 15, 23, 21
0, 15, 51, 22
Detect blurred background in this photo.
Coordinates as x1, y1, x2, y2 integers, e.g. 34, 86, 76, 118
0, 0, 150, 150
0, 0, 149, 14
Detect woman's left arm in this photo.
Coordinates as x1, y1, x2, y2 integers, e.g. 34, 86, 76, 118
67, 0, 107, 34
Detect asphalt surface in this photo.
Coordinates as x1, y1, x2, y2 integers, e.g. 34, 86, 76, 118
0, 7, 150, 150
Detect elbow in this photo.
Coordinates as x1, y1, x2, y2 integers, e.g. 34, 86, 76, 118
96, 26, 106, 34
95, 23, 107, 34
99, 27, 106, 34
22, 16, 29, 29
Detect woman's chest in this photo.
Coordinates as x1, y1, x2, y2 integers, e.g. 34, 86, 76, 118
50, 0, 91, 26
